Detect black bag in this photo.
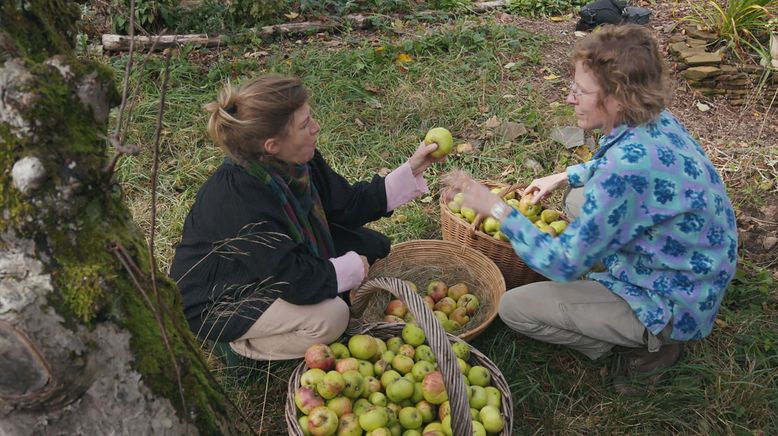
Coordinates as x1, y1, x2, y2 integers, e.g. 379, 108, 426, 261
622, 6, 652, 25
576, 0, 627, 32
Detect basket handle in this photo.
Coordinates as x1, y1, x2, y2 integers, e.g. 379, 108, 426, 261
466, 180, 525, 237
351, 277, 473, 435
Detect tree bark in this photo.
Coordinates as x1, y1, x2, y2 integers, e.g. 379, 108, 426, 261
0, 1, 242, 434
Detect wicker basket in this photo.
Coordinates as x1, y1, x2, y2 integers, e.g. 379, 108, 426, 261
286, 277, 514, 435
440, 181, 546, 289
349, 239, 505, 341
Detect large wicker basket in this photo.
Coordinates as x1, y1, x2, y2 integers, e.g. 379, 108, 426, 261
440, 181, 545, 289
286, 277, 514, 435
349, 239, 505, 341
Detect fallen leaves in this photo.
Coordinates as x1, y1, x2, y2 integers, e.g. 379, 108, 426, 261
696, 101, 711, 112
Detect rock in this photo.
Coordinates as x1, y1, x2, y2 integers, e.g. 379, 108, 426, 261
682, 66, 720, 81
679, 48, 708, 58
686, 38, 710, 46
763, 236, 778, 251
550, 126, 584, 149
669, 42, 689, 56
12, 156, 46, 195
685, 52, 722, 66
686, 28, 718, 41
496, 121, 527, 141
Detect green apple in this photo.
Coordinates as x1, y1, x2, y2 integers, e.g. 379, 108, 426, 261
549, 220, 567, 235
437, 400, 450, 421
447, 283, 469, 302
457, 358, 471, 375
447, 201, 461, 214
301, 368, 327, 388
397, 344, 415, 359
359, 360, 375, 378
359, 406, 389, 432
433, 297, 457, 316
424, 127, 454, 158
349, 335, 378, 361
381, 370, 402, 389
374, 359, 391, 377
392, 355, 415, 375
411, 381, 424, 403
336, 357, 361, 373
460, 207, 477, 223
506, 198, 520, 209
478, 405, 504, 433
415, 400, 434, 423
386, 337, 404, 354
451, 342, 471, 361
386, 378, 415, 403
353, 398, 374, 416
469, 408, 480, 421
441, 415, 452, 436
468, 385, 488, 410
401, 430, 422, 436
398, 406, 423, 430
413, 345, 435, 363
441, 319, 461, 333
471, 420, 487, 436
337, 413, 362, 436
317, 370, 346, 399
370, 391, 388, 407
482, 216, 500, 235
449, 307, 470, 326
422, 422, 445, 434
365, 376, 382, 395
453, 192, 465, 204
484, 386, 501, 408
467, 366, 491, 387
307, 405, 339, 436
402, 323, 426, 347
541, 209, 561, 224
403, 372, 415, 383
342, 370, 366, 399
298, 415, 312, 436
411, 360, 436, 381
368, 427, 391, 436
433, 311, 449, 325
329, 342, 350, 359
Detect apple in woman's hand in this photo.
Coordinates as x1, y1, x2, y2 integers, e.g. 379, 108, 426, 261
424, 127, 454, 158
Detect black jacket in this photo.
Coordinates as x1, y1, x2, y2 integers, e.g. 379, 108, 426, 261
170, 151, 391, 342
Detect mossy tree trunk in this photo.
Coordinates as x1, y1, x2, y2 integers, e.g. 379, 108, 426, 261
0, 2, 241, 434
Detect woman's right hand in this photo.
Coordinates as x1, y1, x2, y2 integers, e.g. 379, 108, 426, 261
523, 171, 569, 203
359, 255, 369, 279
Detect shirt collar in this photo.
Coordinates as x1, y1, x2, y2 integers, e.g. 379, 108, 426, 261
592, 123, 632, 160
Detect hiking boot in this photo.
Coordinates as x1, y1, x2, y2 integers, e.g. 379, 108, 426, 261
610, 343, 684, 395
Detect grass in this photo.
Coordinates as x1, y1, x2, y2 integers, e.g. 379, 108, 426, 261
109, 14, 778, 434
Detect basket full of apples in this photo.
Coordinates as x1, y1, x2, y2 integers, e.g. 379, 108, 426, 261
349, 240, 505, 342
286, 277, 514, 435
440, 181, 569, 289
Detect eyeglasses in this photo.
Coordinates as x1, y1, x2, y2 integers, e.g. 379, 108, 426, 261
568, 81, 598, 99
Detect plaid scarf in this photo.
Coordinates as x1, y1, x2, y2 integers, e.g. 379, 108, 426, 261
246, 157, 335, 259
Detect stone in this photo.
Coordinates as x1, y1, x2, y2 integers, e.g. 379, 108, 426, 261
550, 126, 585, 149
680, 48, 708, 59
11, 156, 46, 196
682, 66, 720, 81
764, 236, 778, 251
686, 38, 709, 46
686, 28, 718, 41
669, 42, 690, 56
685, 52, 722, 66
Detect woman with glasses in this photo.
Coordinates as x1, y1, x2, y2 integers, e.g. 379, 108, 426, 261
444, 25, 737, 392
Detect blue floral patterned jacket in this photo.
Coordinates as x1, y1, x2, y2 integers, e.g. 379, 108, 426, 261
500, 110, 737, 341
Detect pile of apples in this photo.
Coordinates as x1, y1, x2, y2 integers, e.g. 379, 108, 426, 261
447, 188, 568, 238
383, 281, 480, 334
295, 326, 505, 435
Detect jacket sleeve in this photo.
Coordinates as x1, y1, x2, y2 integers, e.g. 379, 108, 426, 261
566, 158, 602, 188
500, 169, 655, 282
203, 168, 340, 306
310, 150, 392, 227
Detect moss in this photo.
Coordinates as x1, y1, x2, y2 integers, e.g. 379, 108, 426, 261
57, 263, 107, 323
0, 1, 79, 62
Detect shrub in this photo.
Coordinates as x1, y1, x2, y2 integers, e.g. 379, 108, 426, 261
684, 0, 777, 52
506, 0, 588, 18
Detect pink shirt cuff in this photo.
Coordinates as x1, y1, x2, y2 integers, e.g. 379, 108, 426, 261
330, 251, 365, 293
384, 162, 429, 212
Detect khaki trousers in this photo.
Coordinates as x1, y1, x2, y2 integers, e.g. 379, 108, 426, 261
229, 297, 349, 361
498, 187, 666, 360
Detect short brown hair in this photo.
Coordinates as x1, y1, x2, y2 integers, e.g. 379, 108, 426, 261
203, 75, 308, 162
572, 24, 671, 126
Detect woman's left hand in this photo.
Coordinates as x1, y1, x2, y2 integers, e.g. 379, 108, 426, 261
409, 141, 446, 177
442, 170, 502, 217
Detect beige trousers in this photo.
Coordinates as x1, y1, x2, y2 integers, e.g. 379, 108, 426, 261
498, 187, 667, 360
229, 296, 349, 361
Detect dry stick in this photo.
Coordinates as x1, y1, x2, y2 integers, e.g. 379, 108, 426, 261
756, 85, 778, 142
113, 0, 135, 140
147, 47, 188, 415
109, 241, 257, 434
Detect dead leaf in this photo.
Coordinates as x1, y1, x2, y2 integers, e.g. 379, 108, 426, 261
478, 105, 490, 113
284, 11, 299, 19
543, 74, 559, 81
714, 318, 728, 329
483, 116, 501, 129
354, 118, 364, 127
456, 143, 474, 154
496, 121, 527, 141
503, 62, 516, 69
396, 53, 414, 64
573, 145, 593, 161
500, 165, 515, 177
549, 16, 566, 22
420, 196, 433, 203
574, 31, 587, 38
363, 82, 382, 95
696, 102, 711, 112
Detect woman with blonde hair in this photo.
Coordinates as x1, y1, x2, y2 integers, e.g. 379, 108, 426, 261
445, 25, 737, 391
171, 75, 444, 360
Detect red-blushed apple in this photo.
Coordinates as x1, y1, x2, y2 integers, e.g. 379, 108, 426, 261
383, 314, 404, 323
399, 406, 423, 430
385, 299, 408, 318
421, 371, 448, 405
348, 335, 378, 361
423, 421, 445, 435
373, 359, 391, 377
364, 376, 382, 394
367, 427, 391, 436
307, 405, 339, 436
358, 359, 375, 378
341, 370, 366, 399
358, 406, 389, 432
415, 400, 435, 423
451, 342, 471, 361
305, 343, 336, 371
433, 297, 456, 316
391, 354, 415, 375
479, 405, 504, 433
425, 280, 448, 302
335, 357, 360, 373
413, 345, 436, 364
456, 293, 479, 316
422, 295, 435, 311
329, 342, 350, 359
336, 412, 361, 436
326, 396, 352, 417
467, 366, 491, 387
386, 378, 415, 403
401, 323, 426, 346
424, 127, 454, 158
317, 370, 346, 399
411, 360, 436, 381
447, 283, 469, 301
397, 344, 415, 359
437, 400, 450, 421
449, 307, 470, 326
300, 368, 327, 388
295, 386, 324, 415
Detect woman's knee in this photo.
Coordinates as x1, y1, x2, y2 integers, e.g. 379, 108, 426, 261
498, 285, 540, 326
310, 297, 350, 343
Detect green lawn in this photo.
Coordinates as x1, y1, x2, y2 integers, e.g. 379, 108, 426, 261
111, 15, 778, 434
